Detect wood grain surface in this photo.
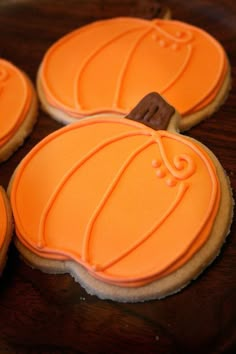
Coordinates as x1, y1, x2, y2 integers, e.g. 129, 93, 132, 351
0, 1, 235, 353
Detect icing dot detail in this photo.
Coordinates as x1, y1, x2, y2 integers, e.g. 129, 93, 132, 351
171, 43, 179, 51
156, 167, 166, 178
159, 39, 168, 48
175, 31, 184, 38
152, 159, 161, 168
166, 177, 177, 187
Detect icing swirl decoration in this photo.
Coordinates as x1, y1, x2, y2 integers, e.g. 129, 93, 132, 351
152, 133, 196, 179
10, 117, 220, 287
40, 18, 228, 120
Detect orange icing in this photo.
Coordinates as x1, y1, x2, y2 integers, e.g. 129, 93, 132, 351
0, 190, 8, 250
10, 117, 220, 287
0, 59, 32, 147
40, 18, 227, 119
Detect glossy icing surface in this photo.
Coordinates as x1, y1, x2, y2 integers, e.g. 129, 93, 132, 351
10, 117, 220, 286
0, 190, 7, 249
0, 59, 32, 147
40, 18, 227, 118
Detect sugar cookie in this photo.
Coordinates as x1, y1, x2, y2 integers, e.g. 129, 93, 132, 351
9, 93, 233, 301
37, 18, 230, 131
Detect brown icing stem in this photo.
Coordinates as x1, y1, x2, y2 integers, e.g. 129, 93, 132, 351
130, 1, 170, 19
154, 3, 170, 19
125, 92, 175, 130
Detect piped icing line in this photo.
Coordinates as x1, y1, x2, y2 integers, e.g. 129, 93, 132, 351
94, 182, 188, 273
74, 26, 146, 111
0, 59, 32, 146
82, 138, 155, 263
112, 27, 153, 109
38, 129, 153, 249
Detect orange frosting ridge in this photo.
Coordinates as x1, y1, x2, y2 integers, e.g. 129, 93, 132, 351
0, 191, 7, 250
10, 117, 220, 287
0, 59, 32, 147
40, 18, 227, 119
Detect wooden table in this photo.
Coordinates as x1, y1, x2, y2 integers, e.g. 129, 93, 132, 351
0, 1, 235, 353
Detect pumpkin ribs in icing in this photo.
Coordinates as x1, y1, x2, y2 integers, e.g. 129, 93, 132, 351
37, 18, 230, 130
9, 94, 233, 301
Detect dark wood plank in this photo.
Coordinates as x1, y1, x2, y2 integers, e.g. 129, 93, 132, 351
0, 1, 235, 353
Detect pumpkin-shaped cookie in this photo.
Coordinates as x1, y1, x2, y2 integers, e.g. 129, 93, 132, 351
0, 186, 13, 274
9, 94, 233, 301
0, 59, 38, 162
37, 18, 230, 130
